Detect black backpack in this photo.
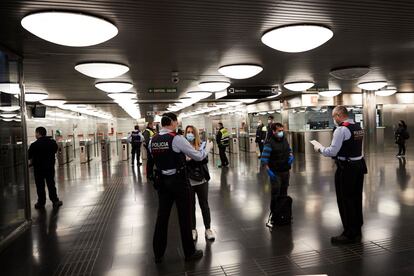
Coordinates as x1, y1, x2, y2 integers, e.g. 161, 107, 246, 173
266, 195, 292, 228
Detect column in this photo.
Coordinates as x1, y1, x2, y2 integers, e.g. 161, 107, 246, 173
362, 90, 377, 154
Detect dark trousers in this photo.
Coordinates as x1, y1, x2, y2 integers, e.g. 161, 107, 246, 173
335, 160, 365, 238
153, 174, 195, 258
131, 143, 141, 164
258, 142, 264, 157
218, 146, 229, 166
34, 167, 59, 205
191, 182, 211, 229
270, 171, 289, 209
145, 147, 154, 177
398, 142, 406, 155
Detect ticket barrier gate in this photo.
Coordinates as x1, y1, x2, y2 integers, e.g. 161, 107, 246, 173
100, 139, 111, 162
121, 139, 129, 161
57, 142, 67, 165
66, 140, 74, 163
229, 137, 239, 154
80, 140, 93, 163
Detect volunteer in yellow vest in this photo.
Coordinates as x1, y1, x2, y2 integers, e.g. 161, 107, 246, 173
216, 122, 230, 167
143, 122, 156, 180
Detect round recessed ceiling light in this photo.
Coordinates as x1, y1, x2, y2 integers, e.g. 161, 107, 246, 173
0, 113, 17, 118
107, 92, 136, 100
75, 62, 129, 79
0, 83, 20, 95
198, 81, 230, 92
283, 81, 315, 91
0, 106, 20, 112
40, 100, 67, 106
318, 90, 342, 97
186, 91, 212, 100
329, 67, 370, 80
218, 64, 263, 79
375, 88, 397, 97
261, 24, 333, 53
358, 81, 388, 90
95, 82, 133, 93
25, 92, 48, 102
21, 11, 118, 47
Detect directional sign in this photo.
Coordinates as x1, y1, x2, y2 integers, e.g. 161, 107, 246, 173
217, 86, 278, 99
148, 88, 177, 93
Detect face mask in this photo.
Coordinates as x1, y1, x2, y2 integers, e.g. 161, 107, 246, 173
186, 133, 195, 142
277, 131, 284, 138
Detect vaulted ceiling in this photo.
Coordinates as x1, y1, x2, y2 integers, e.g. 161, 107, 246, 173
1, 0, 414, 117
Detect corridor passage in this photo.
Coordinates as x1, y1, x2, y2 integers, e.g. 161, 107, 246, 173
1, 150, 414, 276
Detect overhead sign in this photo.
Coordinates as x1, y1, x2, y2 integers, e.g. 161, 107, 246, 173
148, 88, 177, 93
146, 111, 164, 116
216, 86, 278, 100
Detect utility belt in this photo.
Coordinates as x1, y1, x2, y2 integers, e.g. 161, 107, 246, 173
153, 166, 187, 190
335, 157, 368, 174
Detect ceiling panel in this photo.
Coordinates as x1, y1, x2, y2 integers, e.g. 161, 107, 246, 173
1, 0, 414, 117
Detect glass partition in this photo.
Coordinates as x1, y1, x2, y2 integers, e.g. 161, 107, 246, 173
0, 48, 29, 245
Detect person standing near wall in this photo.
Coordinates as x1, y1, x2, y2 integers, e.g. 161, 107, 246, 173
395, 120, 409, 157
216, 122, 230, 168
28, 127, 63, 210
265, 115, 275, 142
128, 125, 144, 166
256, 120, 266, 158
143, 122, 155, 180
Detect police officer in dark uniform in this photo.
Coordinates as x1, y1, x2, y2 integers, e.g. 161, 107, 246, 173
150, 112, 211, 263
143, 122, 155, 180
28, 127, 62, 210
128, 125, 144, 166
312, 106, 367, 244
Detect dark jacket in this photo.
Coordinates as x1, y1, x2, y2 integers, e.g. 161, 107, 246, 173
265, 123, 273, 142
395, 126, 408, 144
186, 157, 211, 182
28, 136, 58, 170
262, 135, 292, 172
255, 124, 266, 143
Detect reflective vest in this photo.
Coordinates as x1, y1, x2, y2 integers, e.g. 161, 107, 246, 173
220, 128, 230, 146
337, 122, 364, 158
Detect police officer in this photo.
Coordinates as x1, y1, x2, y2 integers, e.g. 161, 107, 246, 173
28, 127, 62, 210
265, 115, 274, 142
312, 106, 367, 244
143, 122, 155, 180
215, 122, 230, 167
128, 125, 144, 166
150, 112, 212, 263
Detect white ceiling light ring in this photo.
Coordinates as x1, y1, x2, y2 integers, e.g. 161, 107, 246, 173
0, 113, 17, 118
75, 62, 130, 79
357, 81, 388, 91
198, 81, 231, 92
95, 81, 133, 93
261, 24, 333, 53
107, 92, 136, 101
218, 64, 263, 79
283, 81, 315, 91
318, 90, 342, 97
329, 66, 370, 80
40, 99, 67, 106
0, 83, 20, 95
25, 92, 49, 102
186, 91, 212, 100
375, 88, 397, 97
21, 11, 118, 47
0, 106, 20, 112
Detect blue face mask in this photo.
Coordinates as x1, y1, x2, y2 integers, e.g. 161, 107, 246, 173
277, 131, 284, 138
186, 133, 195, 142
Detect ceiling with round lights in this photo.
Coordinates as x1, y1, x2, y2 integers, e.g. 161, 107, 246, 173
75, 62, 129, 79
199, 81, 231, 92
1, 1, 414, 118
95, 82, 133, 93
283, 81, 315, 92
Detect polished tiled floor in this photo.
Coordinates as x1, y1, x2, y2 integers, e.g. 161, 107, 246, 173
1, 147, 414, 275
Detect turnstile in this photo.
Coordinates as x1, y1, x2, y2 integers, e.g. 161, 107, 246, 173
247, 134, 257, 153
100, 139, 111, 162
80, 140, 92, 163
121, 139, 129, 161
230, 137, 239, 154
57, 142, 67, 165
66, 140, 74, 163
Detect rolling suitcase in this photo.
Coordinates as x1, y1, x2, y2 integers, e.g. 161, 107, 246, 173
266, 195, 292, 228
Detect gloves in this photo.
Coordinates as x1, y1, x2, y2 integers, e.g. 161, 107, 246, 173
267, 168, 277, 181
288, 155, 295, 165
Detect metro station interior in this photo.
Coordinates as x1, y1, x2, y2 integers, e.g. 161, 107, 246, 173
1, 1, 414, 275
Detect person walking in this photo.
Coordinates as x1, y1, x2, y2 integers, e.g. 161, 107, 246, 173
184, 125, 215, 242
128, 125, 144, 166
143, 122, 156, 180
150, 113, 212, 263
215, 122, 230, 168
28, 127, 63, 210
312, 106, 367, 244
265, 115, 274, 142
255, 120, 266, 158
395, 120, 409, 157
